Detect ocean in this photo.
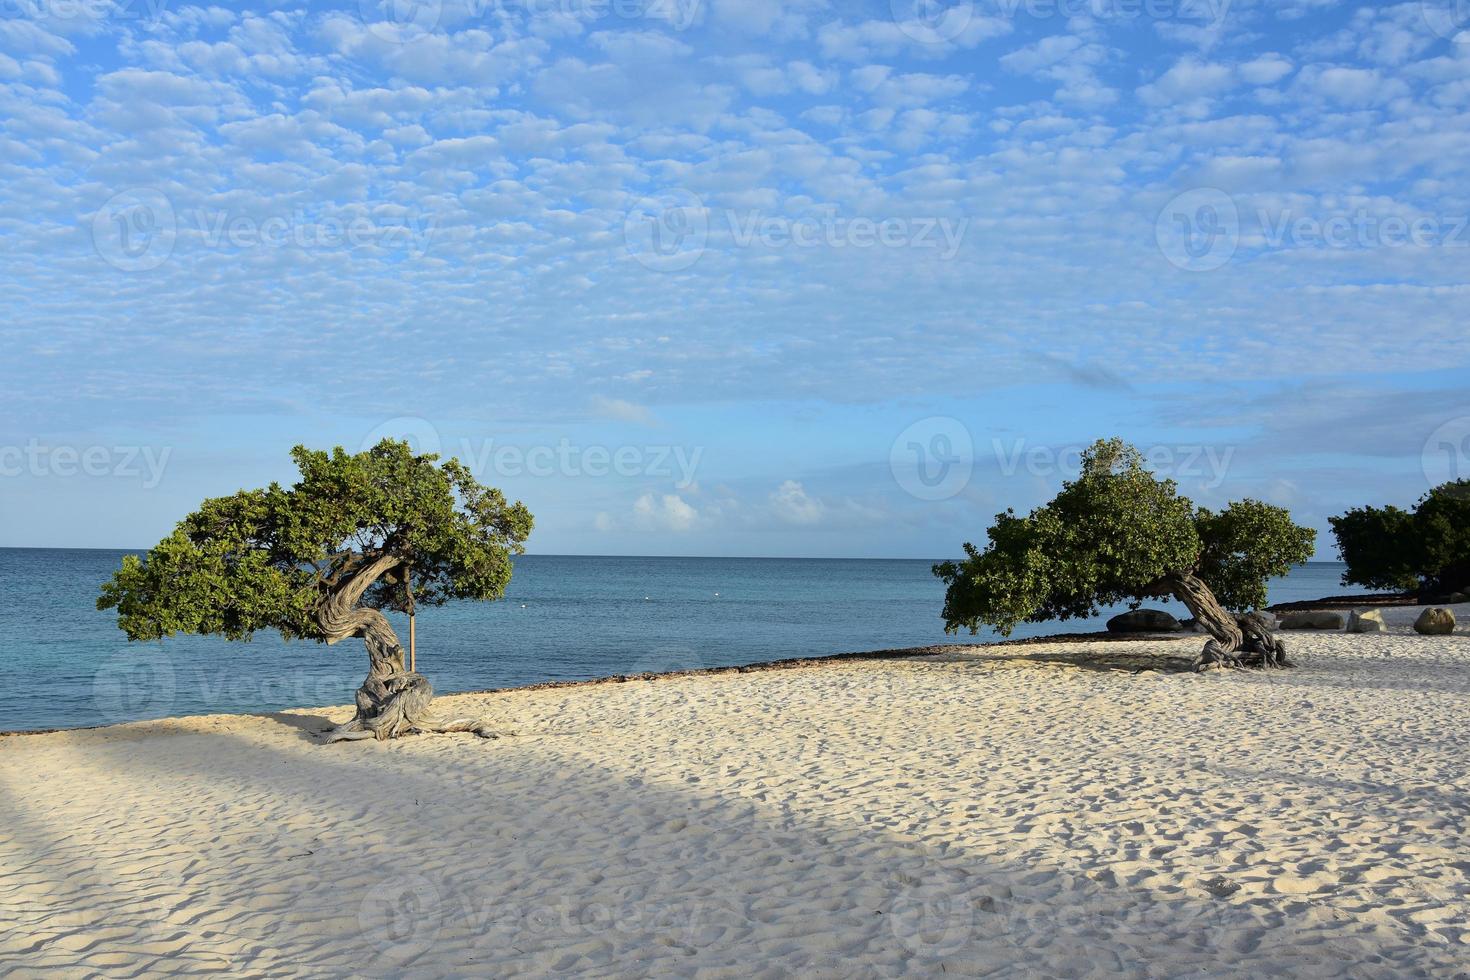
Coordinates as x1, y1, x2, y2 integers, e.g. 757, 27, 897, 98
0, 549, 1359, 733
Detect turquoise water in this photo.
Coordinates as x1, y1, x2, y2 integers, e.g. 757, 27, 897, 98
0, 549, 1356, 732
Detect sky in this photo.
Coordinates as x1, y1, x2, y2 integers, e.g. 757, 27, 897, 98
2, 0, 1469, 557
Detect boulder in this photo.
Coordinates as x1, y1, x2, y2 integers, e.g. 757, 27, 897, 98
1448, 592, 1468, 604
1106, 609, 1183, 633
1183, 612, 1275, 635
1280, 610, 1344, 631
1238, 611, 1278, 631
1347, 609, 1386, 634
1414, 607, 1456, 636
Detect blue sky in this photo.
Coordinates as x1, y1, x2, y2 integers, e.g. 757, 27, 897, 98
2, 0, 1469, 556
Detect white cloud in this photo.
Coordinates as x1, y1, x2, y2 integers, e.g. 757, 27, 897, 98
863, 71, 969, 109
1137, 58, 1237, 106
801, 105, 845, 126
532, 58, 735, 128
590, 396, 657, 425
769, 480, 825, 525
0, 20, 76, 59
788, 61, 835, 95
1000, 35, 1114, 107
711, 0, 820, 40
1296, 66, 1411, 106
588, 30, 692, 62
999, 35, 1086, 76
1239, 54, 1294, 86
633, 493, 699, 532
816, 15, 1011, 61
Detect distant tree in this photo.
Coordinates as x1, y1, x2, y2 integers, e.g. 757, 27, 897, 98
1330, 481, 1470, 598
99, 440, 533, 741
934, 439, 1316, 671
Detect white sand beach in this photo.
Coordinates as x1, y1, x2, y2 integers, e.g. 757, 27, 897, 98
2, 615, 1467, 977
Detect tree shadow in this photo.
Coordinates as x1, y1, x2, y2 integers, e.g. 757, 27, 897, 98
0, 685, 1459, 977
925, 639, 1202, 674
257, 710, 340, 741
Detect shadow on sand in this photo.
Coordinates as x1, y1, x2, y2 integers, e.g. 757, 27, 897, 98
0, 707, 1328, 977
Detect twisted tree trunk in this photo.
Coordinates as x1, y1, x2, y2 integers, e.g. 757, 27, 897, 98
1159, 571, 1289, 672
318, 553, 505, 743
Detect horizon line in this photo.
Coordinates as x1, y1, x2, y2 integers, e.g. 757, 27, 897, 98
0, 545, 1346, 564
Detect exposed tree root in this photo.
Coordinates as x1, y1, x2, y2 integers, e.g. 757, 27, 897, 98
1193, 611, 1290, 672
322, 670, 512, 743
1159, 573, 1291, 673
315, 553, 509, 744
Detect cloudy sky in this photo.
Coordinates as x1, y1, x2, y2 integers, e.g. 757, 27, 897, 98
2, 0, 1469, 556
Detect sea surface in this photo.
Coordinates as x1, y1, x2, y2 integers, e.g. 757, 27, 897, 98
0, 549, 1364, 732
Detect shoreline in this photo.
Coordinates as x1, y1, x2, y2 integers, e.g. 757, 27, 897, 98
1, 630, 1192, 739
9, 595, 1461, 739
3, 555, 1387, 738
1267, 591, 1422, 611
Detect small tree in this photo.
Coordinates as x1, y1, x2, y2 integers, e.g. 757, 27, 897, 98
1329, 481, 1470, 598
98, 440, 533, 741
934, 439, 1316, 671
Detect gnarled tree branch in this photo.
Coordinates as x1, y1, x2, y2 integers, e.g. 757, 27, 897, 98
317, 552, 507, 743
1154, 571, 1288, 672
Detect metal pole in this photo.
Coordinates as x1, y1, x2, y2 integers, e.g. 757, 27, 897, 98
406, 568, 417, 674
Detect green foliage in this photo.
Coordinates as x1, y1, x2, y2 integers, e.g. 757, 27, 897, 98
1195, 498, 1318, 610
933, 438, 1316, 635
98, 440, 534, 643
1327, 504, 1418, 592
1329, 481, 1470, 596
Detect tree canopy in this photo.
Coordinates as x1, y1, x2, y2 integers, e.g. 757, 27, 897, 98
1329, 481, 1470, 597
934, 439, 1316, 636
98, 440, 534, 643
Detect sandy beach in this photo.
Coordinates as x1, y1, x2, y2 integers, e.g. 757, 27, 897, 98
2, 609, 1466, 977
12, 0, 1469, 973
